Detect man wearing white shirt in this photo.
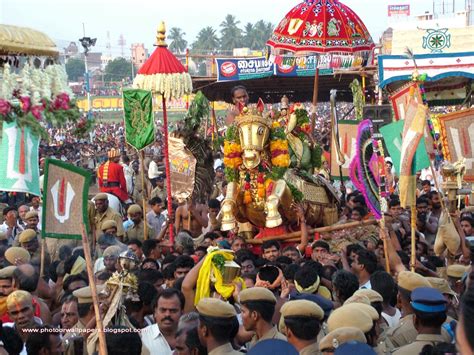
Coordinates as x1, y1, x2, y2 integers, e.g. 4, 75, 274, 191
141, 288, 184, 355
148, 155, 161, 188
351, 249, 377, 290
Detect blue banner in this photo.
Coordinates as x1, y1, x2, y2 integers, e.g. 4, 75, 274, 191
216, 54, 362, 81
216, 57, 274, 82
275, 55, 318, 77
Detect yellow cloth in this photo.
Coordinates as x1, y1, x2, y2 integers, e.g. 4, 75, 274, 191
195, 251, 245, 305
0, 296, 6, 317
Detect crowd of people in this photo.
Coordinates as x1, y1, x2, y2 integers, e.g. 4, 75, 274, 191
0, 88, 473, 355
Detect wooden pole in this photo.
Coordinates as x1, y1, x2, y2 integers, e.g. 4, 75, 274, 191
310, 66, 319, 133
246, 219, 377, 245
162, 96, 174, 245
81, 224, 107, 355
39, 237, 46, 277
411, 205, 416, 272
140, 150, 148, 240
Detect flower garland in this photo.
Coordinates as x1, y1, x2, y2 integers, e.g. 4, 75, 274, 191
223, 125, 242, 182
270, 126, 290, 170
0, 63, 84, 140
133, 72, 193, 101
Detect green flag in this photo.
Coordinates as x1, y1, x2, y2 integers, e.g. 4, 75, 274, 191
380, 120, 430, 176
42, 159, 91, 240
123, 89, 155, 150
0, 121, 40, 196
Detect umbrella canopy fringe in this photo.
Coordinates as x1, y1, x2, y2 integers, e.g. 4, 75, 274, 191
133, 72, 193, 100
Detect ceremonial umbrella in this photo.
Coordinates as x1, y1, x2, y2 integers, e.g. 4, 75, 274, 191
266, 0, 374, 130
133, 22, 193, 244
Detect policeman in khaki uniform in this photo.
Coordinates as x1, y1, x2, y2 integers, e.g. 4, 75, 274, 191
196, 298, 243, 355
393, 287, 449, 355
239, 287, 286, 349
94, 193, 125, 240
280, 300, 324, 355
64, 285, 105, 355
18, 229, 51, 267
124, 204, 155, 242
384, 271, 453, 351
319, 327, 367, 354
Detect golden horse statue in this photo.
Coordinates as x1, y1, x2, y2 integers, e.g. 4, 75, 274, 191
220, 101, 339, 231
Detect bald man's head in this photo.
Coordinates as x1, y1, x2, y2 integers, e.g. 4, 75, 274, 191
13, 263, 39, 293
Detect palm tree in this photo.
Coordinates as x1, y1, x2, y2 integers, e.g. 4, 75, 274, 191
191, 26, 219, 53
168, 27, 188, 54
253, 20, 274, 50
243, 22, 258, 49
220, 14, 243, 51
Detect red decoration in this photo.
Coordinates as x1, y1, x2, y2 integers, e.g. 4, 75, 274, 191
267, 0, 374, 54
137, 46, 187, 75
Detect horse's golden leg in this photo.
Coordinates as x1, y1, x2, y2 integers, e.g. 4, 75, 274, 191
221, 182, 239, 231
265, 179, 287, 228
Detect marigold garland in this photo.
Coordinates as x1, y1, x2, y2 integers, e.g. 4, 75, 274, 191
223, 141, 243, 169
270, 139, 290, 168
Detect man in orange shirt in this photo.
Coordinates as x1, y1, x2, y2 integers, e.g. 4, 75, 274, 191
97, 149, 130, 203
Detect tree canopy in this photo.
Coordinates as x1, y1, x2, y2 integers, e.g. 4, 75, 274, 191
65, 58, 85, 81
104, 57, 134, 82
168, 27, 188, 54
191, 16, 274, 53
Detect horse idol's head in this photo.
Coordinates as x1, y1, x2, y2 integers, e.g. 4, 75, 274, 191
235, 99, 272, 170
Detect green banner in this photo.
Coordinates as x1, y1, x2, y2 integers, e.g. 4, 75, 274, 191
42, 159, 91, 240
380, 120, 430, 175
0, 121, 40, 196
123, 89, 155, 150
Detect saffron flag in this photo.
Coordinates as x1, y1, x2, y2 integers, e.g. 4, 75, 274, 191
0, 121, 40, 196
42, 159, 91, 240
123, 89, 155, 151
380, 120, 430, 175
399, 100, 428, 208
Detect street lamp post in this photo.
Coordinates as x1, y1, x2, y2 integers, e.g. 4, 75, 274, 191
79, 27, 96, 120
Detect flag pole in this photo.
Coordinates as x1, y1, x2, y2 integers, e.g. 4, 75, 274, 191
370, 125, 391, 273
40, 238, 46, 277
140, 150, 148, 240
162, 95, 174, 245
410, 202, 416, 272
81, 223, 107, 355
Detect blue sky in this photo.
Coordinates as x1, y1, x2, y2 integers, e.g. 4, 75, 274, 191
1, 0, 465, 55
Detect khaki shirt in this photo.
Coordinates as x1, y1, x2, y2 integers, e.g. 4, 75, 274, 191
64, 320, 87, 355
210, 181, 223, 200
299, 342, 319, 355
392, 334, 446, 355
209, 343, 243, 355
95, 207, 124, 237
248, 326, 287, 349
385, 314, 453, 350
150, 185, 167, 202
125, 221, 155, 242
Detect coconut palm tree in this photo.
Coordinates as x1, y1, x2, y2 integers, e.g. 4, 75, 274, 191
254, 20, 274, 50
243, 22, 258, 49
220, 14, 243, 51
168, 27, 188, 54
191, 26, 220, 53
